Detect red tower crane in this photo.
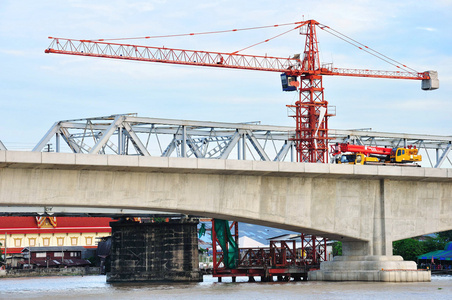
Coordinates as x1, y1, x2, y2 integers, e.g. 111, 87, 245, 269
45, 20, 438, 163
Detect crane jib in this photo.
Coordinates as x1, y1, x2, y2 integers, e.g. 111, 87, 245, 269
45, 41, 435, 83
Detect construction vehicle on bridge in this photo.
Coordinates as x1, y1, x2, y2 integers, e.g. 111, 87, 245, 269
331, 143, 422, 165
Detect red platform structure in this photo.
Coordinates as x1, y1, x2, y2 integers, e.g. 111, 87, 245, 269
211, 220, 327, 282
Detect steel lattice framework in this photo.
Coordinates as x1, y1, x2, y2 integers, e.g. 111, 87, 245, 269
44, 36, 428, 80
30, 114, 452, 168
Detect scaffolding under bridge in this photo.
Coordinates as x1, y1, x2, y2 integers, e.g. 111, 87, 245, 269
211, 220, 327, 282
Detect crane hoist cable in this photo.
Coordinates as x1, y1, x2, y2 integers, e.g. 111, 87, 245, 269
231, 25, 302, 55
83, 21, 305, 42
319, 24, 418, 74
89, 20, 419, 74
49, 20, 420, 74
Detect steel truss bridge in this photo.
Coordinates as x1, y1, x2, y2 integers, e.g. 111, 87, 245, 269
7, 113, 449, 168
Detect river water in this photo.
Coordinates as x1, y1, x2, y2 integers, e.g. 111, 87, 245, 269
1, 275, 451, 299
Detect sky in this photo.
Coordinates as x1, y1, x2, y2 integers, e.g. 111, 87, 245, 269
0, 0, 451, 150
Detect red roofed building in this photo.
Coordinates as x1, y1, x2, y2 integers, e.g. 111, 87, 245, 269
0, 216, 113, 256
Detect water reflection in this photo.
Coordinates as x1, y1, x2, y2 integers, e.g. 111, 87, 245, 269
1, 275, 451, 300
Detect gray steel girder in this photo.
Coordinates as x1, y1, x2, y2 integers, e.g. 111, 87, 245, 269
31, 114, 452, 168
435, 143, 452, 168
0, 140, 7, 151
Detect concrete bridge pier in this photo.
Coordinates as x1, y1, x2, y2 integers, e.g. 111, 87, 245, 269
309, 179, 431, 282
309, 240, 431, 282
107, 218, 202, 283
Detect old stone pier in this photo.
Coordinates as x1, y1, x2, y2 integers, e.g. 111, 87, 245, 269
107, 218, 201, 282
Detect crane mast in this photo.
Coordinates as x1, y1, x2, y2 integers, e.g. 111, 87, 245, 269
287, 20, 329, 163
45, 19, 438, 163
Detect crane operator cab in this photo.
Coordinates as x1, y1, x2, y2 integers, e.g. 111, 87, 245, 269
390, 147, 422, 163
280, 73, 298, 91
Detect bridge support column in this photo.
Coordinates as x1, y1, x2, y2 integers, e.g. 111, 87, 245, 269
309, 179, 431, 282
107, 218, 202, 283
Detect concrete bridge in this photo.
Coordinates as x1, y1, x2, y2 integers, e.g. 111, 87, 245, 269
1, 150, 451, 281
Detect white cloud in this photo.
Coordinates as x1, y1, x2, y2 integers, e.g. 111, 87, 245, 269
69, 0, 160, 15
0, 49, 29, 56
417, 27, 437, 32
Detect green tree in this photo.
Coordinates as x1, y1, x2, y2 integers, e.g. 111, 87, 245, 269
393, 239, 425, 261
437, 230, 452, 243
332, 241, 342, 256
332, 234, 451, 262
87, 256, 96, 266
423, 235, 448, 253
153, 217, 166, 223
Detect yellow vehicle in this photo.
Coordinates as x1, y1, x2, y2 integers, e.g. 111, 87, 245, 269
390, 147, 422, 163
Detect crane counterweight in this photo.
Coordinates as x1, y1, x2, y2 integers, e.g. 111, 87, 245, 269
422, 70, 439, 90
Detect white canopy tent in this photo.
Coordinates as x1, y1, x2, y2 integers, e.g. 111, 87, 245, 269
239, 236, 267, 248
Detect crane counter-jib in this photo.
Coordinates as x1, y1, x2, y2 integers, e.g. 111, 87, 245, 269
324, 68, 428, 81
